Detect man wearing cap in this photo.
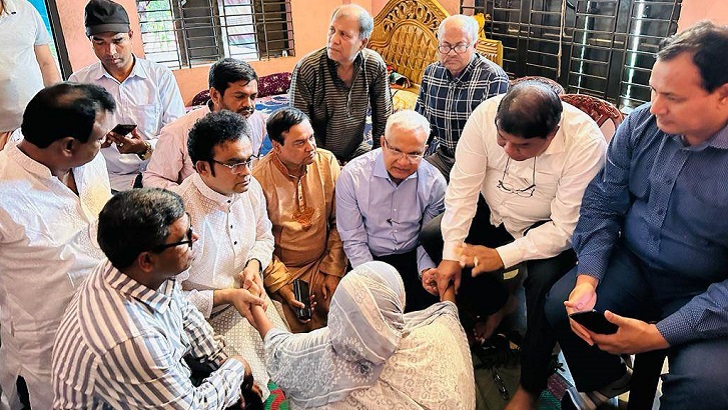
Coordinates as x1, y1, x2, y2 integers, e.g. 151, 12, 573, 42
70, 0, 185, 191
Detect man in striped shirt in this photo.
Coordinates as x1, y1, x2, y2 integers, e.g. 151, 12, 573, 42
416, 15, 509, 180
51, 188, 255, 409
289, 4, 392, 163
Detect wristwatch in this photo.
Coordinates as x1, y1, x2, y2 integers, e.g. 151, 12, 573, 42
137, 141, 152, 160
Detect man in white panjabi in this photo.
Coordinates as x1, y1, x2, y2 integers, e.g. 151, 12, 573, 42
176, 110, 287, 401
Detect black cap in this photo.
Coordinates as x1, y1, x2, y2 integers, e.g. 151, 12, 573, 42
84, 0, 130, 37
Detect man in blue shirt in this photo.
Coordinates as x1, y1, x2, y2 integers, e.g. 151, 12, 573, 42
545, 21, 728, 410
336, 110, 446, 312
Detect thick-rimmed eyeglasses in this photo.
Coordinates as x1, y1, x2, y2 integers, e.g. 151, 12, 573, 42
437, 42, 471, 54
210, 156, 257, 174
383, 139, 426, 163
497, 157, 536, 197
152, 226, 194, 252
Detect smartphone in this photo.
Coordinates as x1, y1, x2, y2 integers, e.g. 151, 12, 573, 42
110, 123, 137, 136
569, 310, 618, 334
292, 279, 312, 321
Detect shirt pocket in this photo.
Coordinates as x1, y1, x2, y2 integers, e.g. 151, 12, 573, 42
128, 104, 160, 139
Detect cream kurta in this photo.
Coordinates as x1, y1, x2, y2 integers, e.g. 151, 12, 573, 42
177, 173, 287, 400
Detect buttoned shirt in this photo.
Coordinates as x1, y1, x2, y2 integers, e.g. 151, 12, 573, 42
572, 104, 728, 346
143, 103, 267, 189
290, 47, 392, 161
415, 54, 509, 157
177, 173, 274, 318
0, 0, 51, 132
0, 144, 110, 397
70, 57, 185, 191
442, 95, 607, 269
52, 261, 246, 409
337, 148, 446, 273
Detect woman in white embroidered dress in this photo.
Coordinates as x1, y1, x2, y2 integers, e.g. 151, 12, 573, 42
247, 261, 475, 409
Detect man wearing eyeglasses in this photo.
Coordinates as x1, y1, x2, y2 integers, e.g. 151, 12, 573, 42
175, 111, 287, 401
415, 14, 509, 181
336, 110, 446, 312
420, 82, 606, 409
52, 188, 259, 409
253, 107, 347, 332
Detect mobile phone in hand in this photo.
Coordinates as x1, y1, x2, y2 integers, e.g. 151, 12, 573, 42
110, 123, 137, 136
292, 279, 312, 321
569, 310, 618, 334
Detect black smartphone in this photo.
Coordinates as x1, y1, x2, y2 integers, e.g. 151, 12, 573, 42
292, 279, 312, 321
569, 310, 618, 334
110, 123, 137, 136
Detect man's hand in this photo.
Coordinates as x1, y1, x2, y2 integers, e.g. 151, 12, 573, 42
590, 311, 670, 355
321, 273, 341, 301
107, 128, 147, 154
564, 275, 599, 345
228, 289, 266, 322
436, 260, 462, 298
421, 268, 438, 296
226, 354, 251, 376
239, 260, 265, 298
277, 284, 313, 323
249, 304, 274, 338
459, 244, 505, 276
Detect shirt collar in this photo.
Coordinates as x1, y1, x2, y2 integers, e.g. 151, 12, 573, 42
8, 143, 62, 180
271, 151, 311, 180
372, 148, 419, 183
103, 260, 174, 314
190, 173, 239, 206
93, 55, 147, 81
703, 122, 728, 150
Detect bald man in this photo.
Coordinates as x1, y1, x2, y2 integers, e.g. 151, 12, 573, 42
420, 82, 606, 408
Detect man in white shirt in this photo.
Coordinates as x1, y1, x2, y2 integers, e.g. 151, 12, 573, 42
176, 110, 287, 400
52, 188, 257, 409
0, 82, 113, 409
69, 0, 185, 191
0, 0, 61, 150
420, 82, 606, 409
143, 58, 267, 189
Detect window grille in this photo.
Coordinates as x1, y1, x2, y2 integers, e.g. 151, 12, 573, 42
462, 0, 681, 110
135, 0, 294, 69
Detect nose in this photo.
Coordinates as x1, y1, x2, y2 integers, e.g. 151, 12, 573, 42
108, 43, 118, 57
650, 94, 666, 116
503, 143, 518, 158
191, 230, 200, 243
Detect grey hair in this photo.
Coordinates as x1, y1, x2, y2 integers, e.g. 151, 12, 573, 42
437, 15, 479, 44
385, 110, 430, 144
331, 4, 374, 40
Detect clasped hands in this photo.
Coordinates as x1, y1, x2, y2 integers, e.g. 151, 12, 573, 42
421, 243, 505, 298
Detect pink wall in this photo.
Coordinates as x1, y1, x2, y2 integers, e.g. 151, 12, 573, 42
678, 0, 728, 30
58, 0, 370, 104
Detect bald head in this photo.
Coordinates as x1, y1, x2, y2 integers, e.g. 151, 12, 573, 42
495, 83, 563, 139
331, 4, 373, 40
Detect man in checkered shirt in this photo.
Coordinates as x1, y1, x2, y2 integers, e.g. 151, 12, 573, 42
415, 14, 509, 181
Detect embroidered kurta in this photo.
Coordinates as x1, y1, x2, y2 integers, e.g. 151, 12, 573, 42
252, 149, 347, 293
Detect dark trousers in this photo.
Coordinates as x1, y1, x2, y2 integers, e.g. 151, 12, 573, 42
545, 244, 728, 409
420, 196, 576, 394
374, 250, 439, 313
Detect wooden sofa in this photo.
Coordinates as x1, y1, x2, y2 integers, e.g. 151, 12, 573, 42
368, 0, 504, 109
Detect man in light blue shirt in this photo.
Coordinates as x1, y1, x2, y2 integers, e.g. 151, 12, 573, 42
336, 110, 445, 311
69, 0, 185, 191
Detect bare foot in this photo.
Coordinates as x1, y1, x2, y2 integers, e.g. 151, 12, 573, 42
473, 293, 518, 343
505, 386, 538, 410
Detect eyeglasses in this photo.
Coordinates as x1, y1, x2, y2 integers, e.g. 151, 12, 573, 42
497, 157, 536, 197
383, 139, 426, 163
437, 42, 471, 54
152, 226, 194, 252
210, 156, 257, 174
